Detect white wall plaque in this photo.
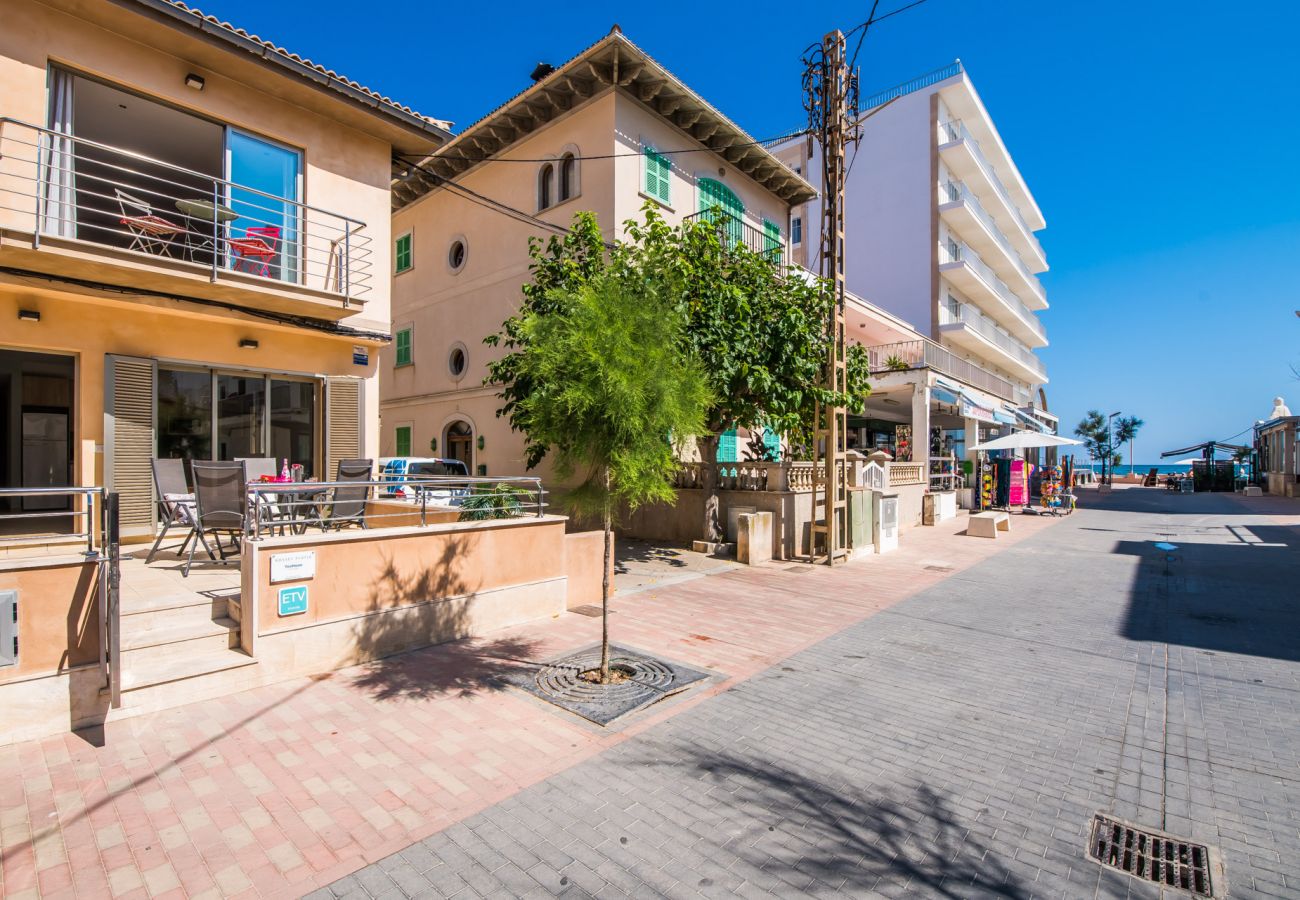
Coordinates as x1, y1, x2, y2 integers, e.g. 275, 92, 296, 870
270, 550, 316, 584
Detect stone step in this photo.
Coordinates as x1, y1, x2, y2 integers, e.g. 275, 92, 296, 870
110, 648, 260, 720
120, 615, 239, 659
119, 593, 233, 634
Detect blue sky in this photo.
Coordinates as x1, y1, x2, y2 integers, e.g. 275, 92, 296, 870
201, 0, 1299, 462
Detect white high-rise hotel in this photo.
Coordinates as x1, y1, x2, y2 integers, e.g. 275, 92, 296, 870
772, 62, 1056, 463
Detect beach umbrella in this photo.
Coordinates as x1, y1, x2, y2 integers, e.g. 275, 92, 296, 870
972, 432, 1082, 451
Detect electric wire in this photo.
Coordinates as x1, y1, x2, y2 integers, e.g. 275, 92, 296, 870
395, 127, 812, 166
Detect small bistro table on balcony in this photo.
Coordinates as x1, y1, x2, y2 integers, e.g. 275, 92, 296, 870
175, 199, 239, 265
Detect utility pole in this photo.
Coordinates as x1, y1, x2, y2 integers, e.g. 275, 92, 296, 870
803, 30, 858, 565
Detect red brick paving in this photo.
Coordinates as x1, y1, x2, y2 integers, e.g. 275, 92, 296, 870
0, 511, 1059, 899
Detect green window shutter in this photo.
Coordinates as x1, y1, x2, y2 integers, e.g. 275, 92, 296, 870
395, 328, 412, 367
698, 179, 744, 245
395, 426, 411, 457
763, 220, 782, 260
763, 428, 781, 461
395, 234, 412, 273
718, 429, 738, 463
644, 147, 670, 203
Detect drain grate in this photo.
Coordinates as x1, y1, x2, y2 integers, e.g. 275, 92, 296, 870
502, 645, 711, 725
569, 605, 609, 618
1088, 815, 1214, 896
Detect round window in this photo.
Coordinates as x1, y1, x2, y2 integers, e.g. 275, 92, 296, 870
448, 344, 467, 379
447, 237, 467, 273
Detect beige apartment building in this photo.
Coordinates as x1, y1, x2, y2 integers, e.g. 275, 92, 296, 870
382, 29, 816, 478
0, 0, 449, 536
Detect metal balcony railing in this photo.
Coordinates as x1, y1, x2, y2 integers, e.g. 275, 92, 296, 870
938, 117, 1045, 262
938, 302, 1047, 380
938, 176, 1045, 305
684, 209, 785, 266
0, 118, 372, 300
938, 238, 1047, 344
864, 337, 1031, 405
860, 61, 962, 111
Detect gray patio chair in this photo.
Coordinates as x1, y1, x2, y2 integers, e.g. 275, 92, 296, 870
145, 458, 208, 564
321, 458, 373, 531
239, 457, 283, 534
184, 460, 247, 577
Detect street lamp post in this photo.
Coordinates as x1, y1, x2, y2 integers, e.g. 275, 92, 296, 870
1106, 411, 1121, 485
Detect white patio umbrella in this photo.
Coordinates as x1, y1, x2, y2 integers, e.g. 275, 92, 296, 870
972, 432, 1083, 452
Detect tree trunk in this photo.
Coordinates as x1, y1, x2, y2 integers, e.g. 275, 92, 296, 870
599, 469, 611, 684
1129, 439, 1135, 478
697, 433, 723, 544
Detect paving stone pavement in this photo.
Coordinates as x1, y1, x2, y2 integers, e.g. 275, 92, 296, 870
321, 489, 1300, 899
0, 507, 1057, 899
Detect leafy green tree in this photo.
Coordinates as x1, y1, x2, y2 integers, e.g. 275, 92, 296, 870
489, 206, 871, 543
507, 270, 712, 682
1074, 410, 1114, 482
1114, 415, 1145, 477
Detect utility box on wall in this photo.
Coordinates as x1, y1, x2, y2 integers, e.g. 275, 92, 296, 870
847, 489, 873, 557
0, 590, 16, 668
872, 491, 899, 554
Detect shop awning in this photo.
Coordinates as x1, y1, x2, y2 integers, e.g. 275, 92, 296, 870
1012, 407, 1048, 432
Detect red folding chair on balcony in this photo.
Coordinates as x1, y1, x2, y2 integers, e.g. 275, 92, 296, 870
115, 189, 183, 256
229, 225, 281, 278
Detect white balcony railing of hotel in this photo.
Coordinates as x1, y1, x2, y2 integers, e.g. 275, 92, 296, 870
0, 118, 372, 300
938, 178, 1046, 306
938, 239, 1047, 344
938, 301, 1047, 380
938, 117, 1045, 262
864, 336, 1031, 406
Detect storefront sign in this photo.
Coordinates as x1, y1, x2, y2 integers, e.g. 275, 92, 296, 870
270, 550, 316, 584
278, 585, 308, 617
352, 346, 369, 366
960, 400, 996, 423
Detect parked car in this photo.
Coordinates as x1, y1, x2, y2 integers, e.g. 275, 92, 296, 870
378, 457, 471, 505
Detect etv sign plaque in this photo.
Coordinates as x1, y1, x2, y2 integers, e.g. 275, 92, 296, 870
278, 585, 308, 617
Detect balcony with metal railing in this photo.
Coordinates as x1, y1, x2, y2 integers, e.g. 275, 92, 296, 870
863, 336, 1031, 406
683, 208, 786, 265
0, 118, 372, 320
937, 177, 1046, 309
938, 117, 1046, 270
938, 238, 1047, 347
937, 300, 1047, 384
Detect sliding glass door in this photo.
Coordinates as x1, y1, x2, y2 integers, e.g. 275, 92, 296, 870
157, 367, 317, 476
227, 130, 301, 283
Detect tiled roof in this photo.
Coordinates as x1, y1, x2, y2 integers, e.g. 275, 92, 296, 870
127, 0, 453, 136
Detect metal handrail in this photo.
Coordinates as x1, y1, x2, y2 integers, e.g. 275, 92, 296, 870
0, 486, 103, 555
246, 475, 548, 539
0, 117, 371, 297
860, 61, 962, 112
938, 117, 1044, 261
938, 238, 1047, 344
864, 337, 1030, 405
684, 209, 786, 264
937, 176, 1045, 304
1, 118, 365, 225
938, 302, 1047, 378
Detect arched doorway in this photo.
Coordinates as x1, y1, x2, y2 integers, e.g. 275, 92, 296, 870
444, 420, 473, 469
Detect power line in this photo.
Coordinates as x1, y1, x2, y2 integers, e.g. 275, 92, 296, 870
396, 127, 811, 167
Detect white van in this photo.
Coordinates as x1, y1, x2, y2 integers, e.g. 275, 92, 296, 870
378, 457, 471, 505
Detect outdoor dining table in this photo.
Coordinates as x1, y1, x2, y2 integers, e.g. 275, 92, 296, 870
249, 482, 328, 536
175, 198, 239, 263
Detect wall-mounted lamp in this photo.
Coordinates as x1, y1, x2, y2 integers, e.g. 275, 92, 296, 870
476, 435, 485, 451
185, 73, 205, 91
239, 338, 259, 349
428, 438, 438, 453
17, 309, 40, 322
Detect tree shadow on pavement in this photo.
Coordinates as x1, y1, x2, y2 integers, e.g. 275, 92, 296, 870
643, 746, 1032, 898
347, 535, 544, 701
614, 538, 690, 574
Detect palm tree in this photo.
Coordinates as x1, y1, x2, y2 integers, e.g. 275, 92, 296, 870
1114, 416, 1145, 478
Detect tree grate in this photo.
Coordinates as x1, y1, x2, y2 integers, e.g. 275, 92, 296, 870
1088, 814, 1214, 896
